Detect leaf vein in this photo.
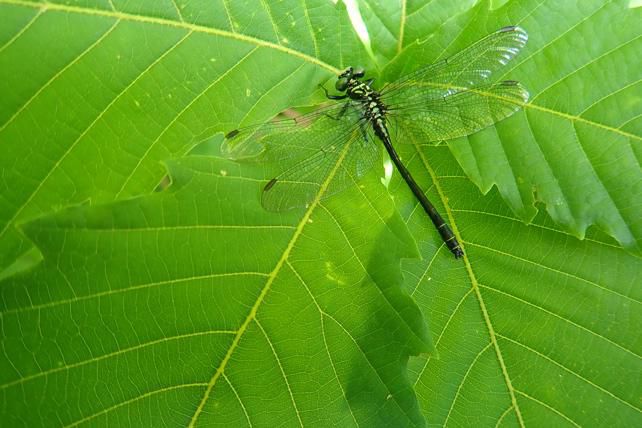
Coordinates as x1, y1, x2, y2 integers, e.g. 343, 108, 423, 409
467, 242, 641, 304
443, 342, 493, 426
397, 0, 406, 53
323, 311, 417, 424
0, 0, 338, 72
0, 26, 192, 247
0, 14, 119, 132
0, 5, 44, 54
498, 1, 611, 80
514, 389, 581, 427
255, 318, 304, 427
64, 383, 208, 427
498, 333, 642, 413
1, 330, 234, 390
318, 202, 429, 346
223, 373, 253, 426
479, 283, 641, 359
531, 34, 642, 104
413, 288, 473, 387
287, 260, 360, 426
300, 0, 319, 59
494, 405, 514, 428
1, 272, 268, 316
578, 77, 642, 117
452, 207, 631, 252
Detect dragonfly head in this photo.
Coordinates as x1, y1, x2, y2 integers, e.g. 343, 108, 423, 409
336, 66, 366, 91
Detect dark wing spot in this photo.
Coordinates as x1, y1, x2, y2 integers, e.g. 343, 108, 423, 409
225, 129, 240, 139
264, 178, 278, 191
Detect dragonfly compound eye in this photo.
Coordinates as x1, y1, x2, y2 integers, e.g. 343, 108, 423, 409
335, 77, 349, 91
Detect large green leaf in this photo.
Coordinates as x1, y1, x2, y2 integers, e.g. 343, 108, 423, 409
1, 156, 432, 426
1, 0, 641, 426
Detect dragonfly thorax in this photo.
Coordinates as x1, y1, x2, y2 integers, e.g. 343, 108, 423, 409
336, 68, 391, 141
336, 68, 388, 116
346, 80, 373, 99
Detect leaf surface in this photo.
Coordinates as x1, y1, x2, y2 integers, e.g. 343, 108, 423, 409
1, 156, 432, 426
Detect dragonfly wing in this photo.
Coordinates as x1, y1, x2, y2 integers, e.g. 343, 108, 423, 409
388, 81, 529, 143
261, 117, 381, 211
221, 101, 352, 160
381, 26, 528, 104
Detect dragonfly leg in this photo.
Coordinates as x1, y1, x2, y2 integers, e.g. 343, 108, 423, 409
358, 121, 369, 141
324, 102, 350, 121
320, 84, 348, 100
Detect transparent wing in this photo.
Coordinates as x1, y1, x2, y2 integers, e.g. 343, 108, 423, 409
221, 101, 351, 160
224, 101, 381, 211
387, 81, 529, 143
261, 118, 381, 211
380, 26, 528, 105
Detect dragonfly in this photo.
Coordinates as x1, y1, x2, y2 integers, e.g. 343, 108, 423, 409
223, 26, 529, 259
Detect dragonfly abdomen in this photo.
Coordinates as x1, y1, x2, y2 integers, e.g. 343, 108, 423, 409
349, 82, 465, 258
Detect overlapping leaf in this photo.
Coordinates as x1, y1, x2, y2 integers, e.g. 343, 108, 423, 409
383, 0, 642, 253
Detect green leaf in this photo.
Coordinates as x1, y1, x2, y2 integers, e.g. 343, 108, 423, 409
1, 156, 433, 426
399, 144, 642, 426
383, 0, 642, 253
1, 0, 641, 427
